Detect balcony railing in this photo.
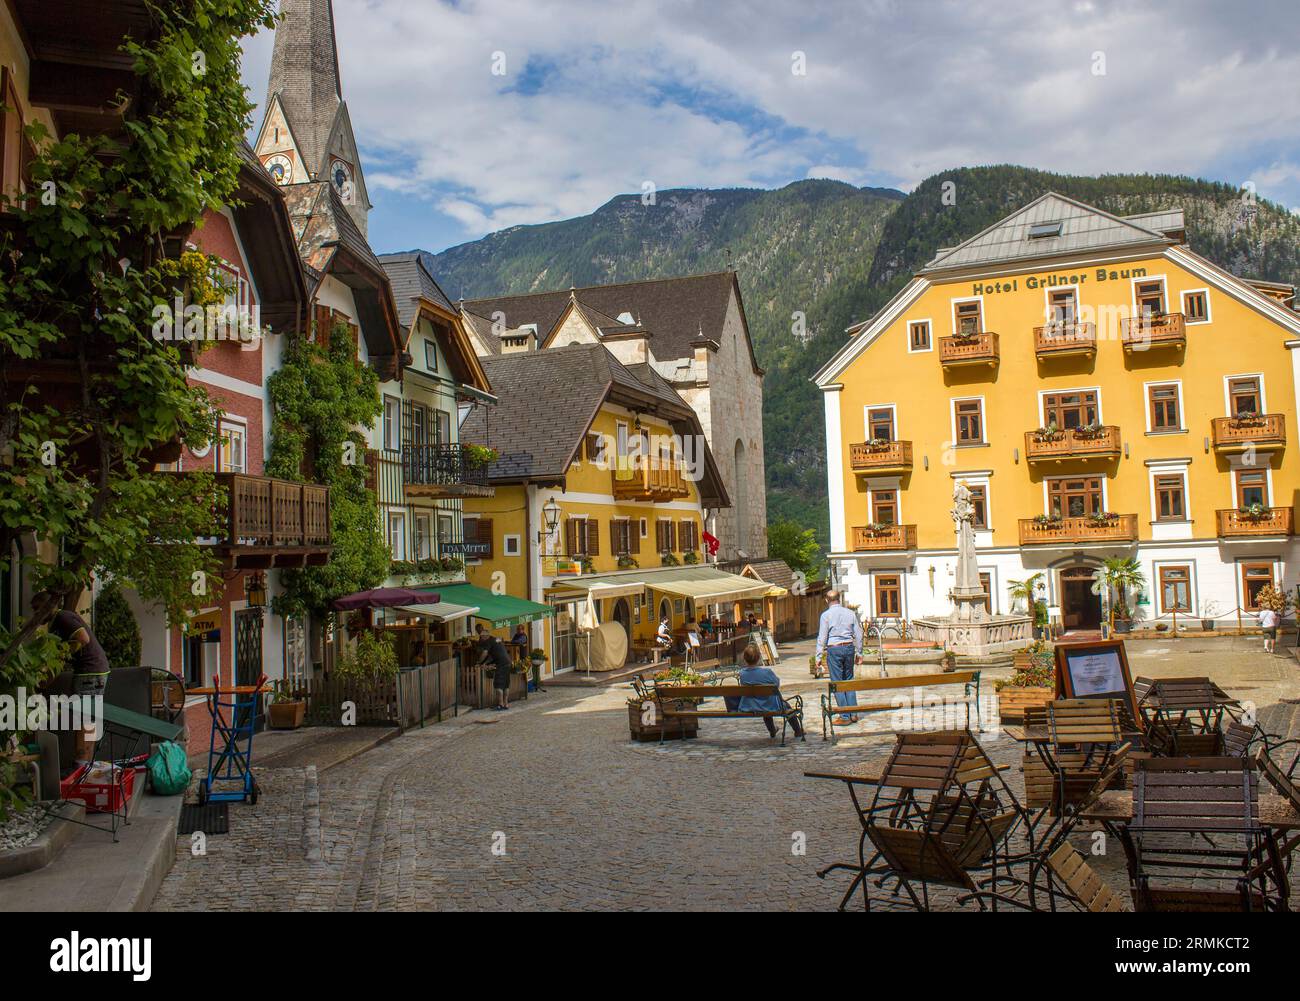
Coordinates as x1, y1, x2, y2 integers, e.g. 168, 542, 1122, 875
849, 440, 913, 473
402, 443, 494, 498
1034, 322, 1096, 357
1210, 414, 1286, 453
211, 473, 331, 568
611, 457, 689, 501
1216, 507, 1294, 539
1018, 514, 1139, 547
939, 331, 999, 367
1024, 425, 1122, 463
1121, 312, 1186, 351
851, 524, 918, 552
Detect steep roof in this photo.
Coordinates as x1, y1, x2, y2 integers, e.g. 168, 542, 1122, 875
263, 0, 342, 179
461, 271, 761, 374
459, 343, 728, 506
377, 252, 457, 330
920, 192, 1177, 275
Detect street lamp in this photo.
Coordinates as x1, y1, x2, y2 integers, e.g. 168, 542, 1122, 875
539, 496, 561, 541
245, 571, 267, 608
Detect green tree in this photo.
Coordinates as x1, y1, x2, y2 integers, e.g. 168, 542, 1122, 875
266, 320, 389, 619
0, 1, 278, 687
766, 518, 822, 577
93, 581, 141, 670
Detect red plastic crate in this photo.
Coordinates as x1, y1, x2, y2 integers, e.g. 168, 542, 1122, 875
60, 763, 136, 814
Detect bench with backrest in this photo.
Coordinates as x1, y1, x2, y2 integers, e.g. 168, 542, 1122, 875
820, 671, 981, 742
657, 684, 804, 745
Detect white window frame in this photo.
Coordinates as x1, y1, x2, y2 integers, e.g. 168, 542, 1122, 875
870, 570, 906, 619
1037, 385, 1103, 427
1142, 379, 1186, 434
1130, 273, 1169, 319
1152, 560, 1198, 616
570, 514, 590, 556
1230, 465, 1274, 508
387, 511, 407, 561
950, 395, 987, 447
1147, 464, 1191, 524
863, 403, 898, 441
1041, 475, 1111, 516
866, 477, 903, 524
1223, 373, 1268, 416
906, 318, 933, 353
503, 534, 521, 557
382, 395, 401, 452
639, 517, 648, 538
949, 295, 985, 337
413, 513, 432, 560
424, 337, 438, 371
1041, 283, 1081, 324
1181, 287, 1212, 325
216, 416, 248, 474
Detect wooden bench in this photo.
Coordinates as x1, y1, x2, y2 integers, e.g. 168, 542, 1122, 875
820, 671, 981, 742
658, 684, 805, 745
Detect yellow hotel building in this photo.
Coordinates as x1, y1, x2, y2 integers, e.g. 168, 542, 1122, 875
815, 193, 1300, 631
461, 342, 767, 675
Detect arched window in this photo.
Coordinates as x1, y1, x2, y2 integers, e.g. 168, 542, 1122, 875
733, 438, 749, 554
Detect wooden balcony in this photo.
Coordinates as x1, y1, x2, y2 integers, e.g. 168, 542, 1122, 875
851, 524, 918, 552
939, 331, 999, 367
849, 440, 913, 474
1216, 507, 1294, 539
1034, 322, 1096, 358
1018, 514, 1139, 547
1211, 414, 1286, 453
402, 443, 494, 498
1121, 312, 1186, 351
611, 458, 690, 501
1024, 425, 1122, 464
211, 473, 331, 569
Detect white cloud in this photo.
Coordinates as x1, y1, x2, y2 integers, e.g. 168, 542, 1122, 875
241, 0, 1300, 243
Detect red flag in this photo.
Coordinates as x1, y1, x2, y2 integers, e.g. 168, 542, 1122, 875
702, 531, 720, 556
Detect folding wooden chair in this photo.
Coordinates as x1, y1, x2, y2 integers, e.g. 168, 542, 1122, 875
1043, 843, 1127, 912
1043, 699, 1124, 820
1140, 678, 1225, 756
1120, 757, 1288, 912
1256, 747, 1300, 877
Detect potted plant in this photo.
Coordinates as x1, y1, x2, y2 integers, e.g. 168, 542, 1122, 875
268, 684, 307, 730
661, 551, 680, 567
1031, 422, 1062, 442
1096, 556, 1145, 634
1199, 599, 1222, 632
528, 647, 546, 689
1007, 573, 1046, 637
995, 640, 1055, 721
462, 443, 499, 468
682, 550, 700, 565
616, 553, 639, 569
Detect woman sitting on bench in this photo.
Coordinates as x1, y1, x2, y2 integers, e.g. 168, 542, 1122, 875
728, 644, 804, 740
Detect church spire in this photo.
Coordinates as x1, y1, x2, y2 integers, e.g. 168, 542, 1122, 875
255, 0, 371, 234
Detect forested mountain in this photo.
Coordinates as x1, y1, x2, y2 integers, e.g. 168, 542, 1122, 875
420, 166, 1300, 544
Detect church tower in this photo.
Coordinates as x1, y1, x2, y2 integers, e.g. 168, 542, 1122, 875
254, 0, 372, 235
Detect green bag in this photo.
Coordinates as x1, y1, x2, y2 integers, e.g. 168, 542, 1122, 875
146, 741, 191, 796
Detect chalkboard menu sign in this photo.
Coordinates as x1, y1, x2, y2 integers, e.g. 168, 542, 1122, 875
1054, 638, 1141, 729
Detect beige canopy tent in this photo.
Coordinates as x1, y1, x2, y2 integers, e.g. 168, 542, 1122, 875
552, 566, 772, 605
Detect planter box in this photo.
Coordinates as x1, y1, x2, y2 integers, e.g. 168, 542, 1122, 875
268, 700, 306, 730
627, 700, 699, 742
998, 686, 1054, 723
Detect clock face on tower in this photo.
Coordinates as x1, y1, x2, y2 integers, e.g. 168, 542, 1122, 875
331, 158, 353, 198
264, 153, 292, 186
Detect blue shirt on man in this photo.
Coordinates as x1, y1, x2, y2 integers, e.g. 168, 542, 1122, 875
817, 602, 862, 657
738, 665, 784, 713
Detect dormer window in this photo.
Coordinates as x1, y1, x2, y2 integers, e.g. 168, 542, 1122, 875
1028, 221, 1063, 240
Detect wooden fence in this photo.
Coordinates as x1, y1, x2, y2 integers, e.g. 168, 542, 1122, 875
395, 660, 459, 728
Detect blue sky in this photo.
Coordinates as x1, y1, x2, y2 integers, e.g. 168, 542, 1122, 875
241, 0, 1300, 257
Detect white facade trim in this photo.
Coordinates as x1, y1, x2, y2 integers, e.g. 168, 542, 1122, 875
824, 386, 846, 551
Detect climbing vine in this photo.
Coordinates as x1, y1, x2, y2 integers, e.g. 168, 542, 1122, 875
266, 319, 390, 619
0, 1, 279, 689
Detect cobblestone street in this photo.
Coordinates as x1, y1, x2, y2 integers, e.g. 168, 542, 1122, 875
151, 637, 1300, 911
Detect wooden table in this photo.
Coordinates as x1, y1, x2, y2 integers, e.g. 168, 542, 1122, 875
1080, 790, 1300, 831
803, 760, 889, 785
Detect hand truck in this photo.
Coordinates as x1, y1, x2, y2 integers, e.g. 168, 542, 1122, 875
190, 672, 267, 805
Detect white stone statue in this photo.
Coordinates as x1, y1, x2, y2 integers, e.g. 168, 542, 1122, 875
950, 480, 986, 619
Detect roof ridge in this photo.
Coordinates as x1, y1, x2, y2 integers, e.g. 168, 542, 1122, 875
462, 269, 734, 305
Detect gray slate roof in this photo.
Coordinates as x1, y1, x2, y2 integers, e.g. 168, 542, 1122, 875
462, 271, 760, 373
378, 252, 457, 331
920, 192, 1177, 274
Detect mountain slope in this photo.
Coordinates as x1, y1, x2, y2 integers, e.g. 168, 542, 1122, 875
421, 167, 1300, 545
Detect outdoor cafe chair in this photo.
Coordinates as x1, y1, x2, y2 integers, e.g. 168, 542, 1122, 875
1042, 699, 1125, 819
1256, 747, 1300, 875
1138, 678, 1229, 757
852, 730, 1028, 911
1119, 756, 1289, 913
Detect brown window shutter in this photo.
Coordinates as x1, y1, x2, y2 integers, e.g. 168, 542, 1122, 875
585, 433, 599, 461
363, 448, 378, 493
610, 519, 619, 555
565, 518, 576, 556
586, 518, 599, 556
314, 304, 332, 347
669, 521, 678, 551
478, 517, 493, 560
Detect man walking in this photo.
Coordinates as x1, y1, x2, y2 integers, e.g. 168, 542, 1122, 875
817, 590, 862, 727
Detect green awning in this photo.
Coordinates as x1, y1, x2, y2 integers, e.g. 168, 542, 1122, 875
418, 583, 554, 629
